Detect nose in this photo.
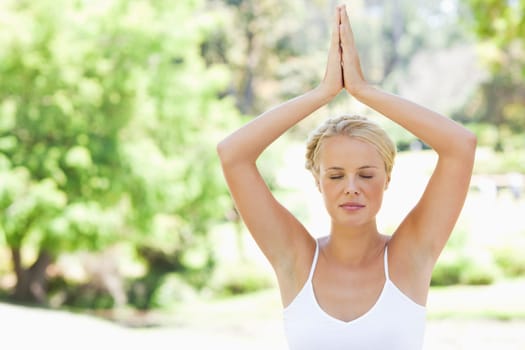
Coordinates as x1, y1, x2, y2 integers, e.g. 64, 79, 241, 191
344, 177, 360, 195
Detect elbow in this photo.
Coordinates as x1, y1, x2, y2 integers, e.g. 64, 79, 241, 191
217, 136, 258, 167
216, 138, 242, 167
464, 130, 478, 153
216, 139, 230, 164
460, 130, 477, 162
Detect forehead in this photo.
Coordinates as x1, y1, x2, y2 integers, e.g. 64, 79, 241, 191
318, 135, 384, 169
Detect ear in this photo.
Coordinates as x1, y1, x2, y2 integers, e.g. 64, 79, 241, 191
314, 176, 321, 193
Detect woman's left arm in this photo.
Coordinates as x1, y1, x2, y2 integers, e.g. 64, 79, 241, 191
355, 86, 477, 261
339, 5, 477, 264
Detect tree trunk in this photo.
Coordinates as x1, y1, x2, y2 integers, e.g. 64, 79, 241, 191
237, 28, 256, 114
12, 247, 53, 304
382, 0, 404, 81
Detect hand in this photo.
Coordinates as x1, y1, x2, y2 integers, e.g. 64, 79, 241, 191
339, 5, 368, 96
318, 5, 344, 99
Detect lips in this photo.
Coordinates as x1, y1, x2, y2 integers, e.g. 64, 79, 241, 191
339, 202, 365, 210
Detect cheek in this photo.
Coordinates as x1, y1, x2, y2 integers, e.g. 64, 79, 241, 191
318, 183, 341, 207
363, 179, 387, 198
372, 187, 387, 209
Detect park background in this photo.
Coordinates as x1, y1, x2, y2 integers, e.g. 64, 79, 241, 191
0, 0, 524, 348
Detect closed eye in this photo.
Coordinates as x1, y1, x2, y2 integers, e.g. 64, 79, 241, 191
360, 175, 373, 179
329, 175, 344, 180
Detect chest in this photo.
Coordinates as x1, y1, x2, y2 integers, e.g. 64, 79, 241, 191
311, 256, 386, 322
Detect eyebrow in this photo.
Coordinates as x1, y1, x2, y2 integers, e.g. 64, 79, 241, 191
325, 165, 379, 171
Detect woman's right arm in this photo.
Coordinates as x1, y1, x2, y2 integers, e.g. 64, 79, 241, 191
216, 89, 331, 269
217, 6, 344, 273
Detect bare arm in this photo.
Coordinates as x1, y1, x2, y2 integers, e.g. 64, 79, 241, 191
339, 5, 477, 265
217, 7, 344, 272
355, 86, 476, 260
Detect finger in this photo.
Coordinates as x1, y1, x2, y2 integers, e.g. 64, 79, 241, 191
330, 6, 342, 49
339, 5, 355, 47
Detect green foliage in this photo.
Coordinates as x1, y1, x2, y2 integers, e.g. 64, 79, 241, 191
492, 234, 525, 278
4, 0, 521, 307
47, 276, 116, 310
431, 256, 463, 286
467, 0, 525, 52
431, 229, 501, 286
0, 0, 243, 304
149, 273, 198, 308
432, 252, 500, 286
474, 148, 525, 174
493, 247, 525, 278
467, 123, 500, 147
209, 262, 275, 296
458, 251, 501, 285
462, 0, 525, 150
455, 73, 525, 148
0, 162, 67, 249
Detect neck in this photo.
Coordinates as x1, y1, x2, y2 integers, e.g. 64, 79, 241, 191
325, 221, 386, 267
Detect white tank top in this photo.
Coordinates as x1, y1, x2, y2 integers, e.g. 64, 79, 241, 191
283, 241, 426, 349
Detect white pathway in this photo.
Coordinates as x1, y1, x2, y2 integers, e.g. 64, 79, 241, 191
1, 302, 524, 350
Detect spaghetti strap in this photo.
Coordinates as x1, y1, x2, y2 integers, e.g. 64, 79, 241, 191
383, 244, 390, 281
307, 240, 320, 282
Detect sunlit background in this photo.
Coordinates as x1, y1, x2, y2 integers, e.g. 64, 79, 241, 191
0, 0, 524, 349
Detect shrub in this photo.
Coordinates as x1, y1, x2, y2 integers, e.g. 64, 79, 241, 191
493, 245, 525, 278
431, 254, 463, 286
209, 262, 275, 297
474, 148, 525, 174
150, 273, 198, 308
431, 228, 501, 286
458, 250, 501, 285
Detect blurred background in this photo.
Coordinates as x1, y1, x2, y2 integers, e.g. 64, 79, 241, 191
0, 0, 524, 349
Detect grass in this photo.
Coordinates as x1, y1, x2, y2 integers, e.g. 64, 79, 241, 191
161, 277, 525, 330
164, 288, 283, 329
427, 278, 525, 321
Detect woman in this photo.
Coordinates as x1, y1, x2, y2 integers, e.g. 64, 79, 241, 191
217, 4, 476, 349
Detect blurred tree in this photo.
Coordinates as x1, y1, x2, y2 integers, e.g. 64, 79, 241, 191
463, 0, 525, 149
357, 0, 471, 87
467, 0, 524, 60
202, 0, 313, 114
203, 0, 470, 117
0, 0, 240, 305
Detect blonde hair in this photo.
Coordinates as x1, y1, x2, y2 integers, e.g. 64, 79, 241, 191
305, 115, 396, 178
